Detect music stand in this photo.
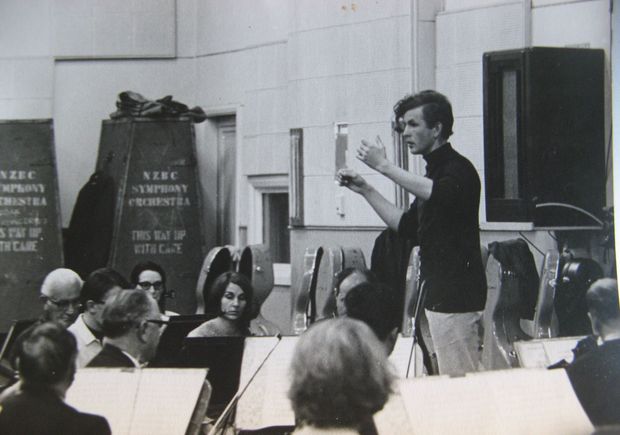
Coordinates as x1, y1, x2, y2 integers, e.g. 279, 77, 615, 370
178, 337, 246, 419
149, 315, 208, 367
406, 281, 427, 378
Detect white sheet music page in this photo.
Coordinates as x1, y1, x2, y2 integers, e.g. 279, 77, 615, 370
388, 335, 426, 378
515, 336, 585, 368
130, 368, 207, 435
236, 336, 298, 430
389, 335, 413, 378
238, 336, 280, 393
66, 368, 140, 435
398, 368, 593, 435
373, 385, 415, 434
66, 368, 207, 435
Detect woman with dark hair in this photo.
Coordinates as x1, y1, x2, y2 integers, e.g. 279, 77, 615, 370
288, 318, 394, 434
187, 272, 254, 337
130, 261, 175, 315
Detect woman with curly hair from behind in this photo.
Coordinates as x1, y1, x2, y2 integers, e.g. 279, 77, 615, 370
288, 317, 395, 434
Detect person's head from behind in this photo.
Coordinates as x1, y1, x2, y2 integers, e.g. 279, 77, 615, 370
206, 272, 254, 328
16, 322, 77, 396
586, 278, 620, 340
334, 268, 375, 316
131, 261, 168, 312
393, 90, 454, 155
40, 268, 83, 327
81, 268, 128, 330
288, 318, 394, 431
102, 289, 165, 363
344, 282, 400, 354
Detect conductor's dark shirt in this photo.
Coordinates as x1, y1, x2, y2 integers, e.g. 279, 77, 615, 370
397, 143, 486, 313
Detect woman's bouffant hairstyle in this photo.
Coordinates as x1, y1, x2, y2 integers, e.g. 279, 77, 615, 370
205, 272, 254, 327
288, 318, 395, 430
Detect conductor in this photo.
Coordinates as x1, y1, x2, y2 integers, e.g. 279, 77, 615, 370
337, 90, 487, 375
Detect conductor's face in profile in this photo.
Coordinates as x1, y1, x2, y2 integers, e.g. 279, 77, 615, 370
400, 106, 441, 156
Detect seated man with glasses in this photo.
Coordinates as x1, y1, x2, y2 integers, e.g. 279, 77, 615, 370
87, 289, 167, 368
1, 268, 83, 399
68, 268, 129, 367
131, 261, 177, 316
40, 268, 84, 328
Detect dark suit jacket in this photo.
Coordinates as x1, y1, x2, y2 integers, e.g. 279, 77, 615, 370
566, 339, 620, 426
0, 386, 110, 435
86, 344, 137, 368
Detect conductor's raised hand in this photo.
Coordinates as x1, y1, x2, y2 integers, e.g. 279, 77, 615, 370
336, 168, 368, 194
357, 136, 388, 172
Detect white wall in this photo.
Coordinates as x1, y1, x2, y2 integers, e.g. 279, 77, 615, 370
2, 0, 613, 276
289, 0, 412, 227
0, 0, 54, 119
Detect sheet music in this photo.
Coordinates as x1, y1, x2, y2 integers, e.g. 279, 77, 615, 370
238, 336, 280, 392
373, 387, 415, 434
514, 341, 550, 368
66, 369, 140, 434
515, 336, 584, 368
236, 336, 298, 430
66, 368, 207, 435
130, 369, 207, 435
398, 368, 592, 435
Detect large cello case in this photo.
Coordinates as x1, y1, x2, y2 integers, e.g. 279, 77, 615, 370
291, 246, 366, 333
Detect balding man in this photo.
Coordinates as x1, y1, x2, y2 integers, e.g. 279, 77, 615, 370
40, 268, 83, 328
1, 269, 83, 399
87, 289, 167, 368
566, 278, 620, 426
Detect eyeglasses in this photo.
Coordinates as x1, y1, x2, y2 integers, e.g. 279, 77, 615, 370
43, 296, 82, 310
137, 281, 164, 291
145, 316, 170, 329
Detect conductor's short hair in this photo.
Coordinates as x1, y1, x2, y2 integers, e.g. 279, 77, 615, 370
393, 90, 454, 140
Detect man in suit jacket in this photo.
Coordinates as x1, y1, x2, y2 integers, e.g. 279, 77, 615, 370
0, 322, 110, 435
88, 289, 166, 368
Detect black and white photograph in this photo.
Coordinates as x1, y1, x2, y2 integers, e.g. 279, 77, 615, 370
0, 1, 618, 434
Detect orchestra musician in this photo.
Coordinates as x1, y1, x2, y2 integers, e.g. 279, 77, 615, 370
131, 261, 177, 316
566, 278, 620, 426
0, 322, 111, 435
67, 268, 127, 367
288, 318, 394, 434
187, 272, 253, 337
87, 289, 166, 368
